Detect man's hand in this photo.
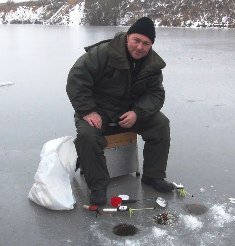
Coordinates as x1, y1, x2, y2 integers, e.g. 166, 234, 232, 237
83, 112, 102, 129
118, 111, 137, 128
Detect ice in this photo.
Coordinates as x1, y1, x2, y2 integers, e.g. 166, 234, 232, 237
0, 25, 235, 246
200, 187, 205, 193
152, 227, 167, 237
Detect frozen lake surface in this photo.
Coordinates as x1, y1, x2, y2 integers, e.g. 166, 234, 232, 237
0, 25, 235, 245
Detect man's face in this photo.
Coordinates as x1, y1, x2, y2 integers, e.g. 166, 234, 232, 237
127, 33, 153, 60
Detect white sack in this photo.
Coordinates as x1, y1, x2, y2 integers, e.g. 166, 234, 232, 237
28, 136, 78, 210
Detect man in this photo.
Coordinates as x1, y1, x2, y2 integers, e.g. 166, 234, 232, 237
66, 17, 174, 205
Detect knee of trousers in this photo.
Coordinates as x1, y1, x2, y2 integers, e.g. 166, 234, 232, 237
77, 127, 97, 143
152, 112, 170, 140
76, 125, 107, 149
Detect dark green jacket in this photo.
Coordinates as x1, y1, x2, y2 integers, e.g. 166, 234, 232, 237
66, 33, 166, 123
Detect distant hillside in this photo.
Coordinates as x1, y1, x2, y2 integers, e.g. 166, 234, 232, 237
0, 0, 234, 28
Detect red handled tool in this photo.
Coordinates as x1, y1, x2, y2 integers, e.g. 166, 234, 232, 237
83, 205, 101, 217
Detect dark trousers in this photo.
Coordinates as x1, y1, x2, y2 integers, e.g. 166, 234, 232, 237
74, 111, 170, 191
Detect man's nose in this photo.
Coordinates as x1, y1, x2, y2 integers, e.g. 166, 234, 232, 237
136, 42, 143, 50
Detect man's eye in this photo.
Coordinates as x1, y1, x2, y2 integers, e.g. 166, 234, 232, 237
143, 42, 150, 46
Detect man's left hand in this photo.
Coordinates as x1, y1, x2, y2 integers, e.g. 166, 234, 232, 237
118, 111, 137, 128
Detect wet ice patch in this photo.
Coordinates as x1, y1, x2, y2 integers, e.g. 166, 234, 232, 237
185, 203, 208, 215
181, 215, 203, 230
210, 204, 235, 227
0, 81, 14, 87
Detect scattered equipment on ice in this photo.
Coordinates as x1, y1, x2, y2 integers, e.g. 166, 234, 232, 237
83, 205, 101, 217
173, 182, 193, 197
156, 197, 167, 208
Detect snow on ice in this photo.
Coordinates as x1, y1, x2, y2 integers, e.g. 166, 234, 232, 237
210, 204, 235, 227
180, 215, 203, 230
0, 81, 14, 87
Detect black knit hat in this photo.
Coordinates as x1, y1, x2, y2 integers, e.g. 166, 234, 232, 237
127, 17, 155, 44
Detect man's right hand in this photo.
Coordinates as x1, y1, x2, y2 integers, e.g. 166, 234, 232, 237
83, 112, 102, 129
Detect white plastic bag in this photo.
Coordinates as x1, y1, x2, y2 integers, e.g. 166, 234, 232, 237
28, 136, 77, 210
